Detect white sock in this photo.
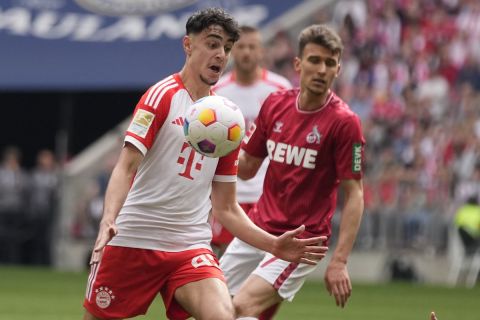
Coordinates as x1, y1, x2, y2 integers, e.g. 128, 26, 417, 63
236, 317, 258, 320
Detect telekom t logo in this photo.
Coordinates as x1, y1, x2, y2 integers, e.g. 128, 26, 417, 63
177, 142, 204, 180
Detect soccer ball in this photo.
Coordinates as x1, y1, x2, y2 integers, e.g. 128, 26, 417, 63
183, 95, 245, 158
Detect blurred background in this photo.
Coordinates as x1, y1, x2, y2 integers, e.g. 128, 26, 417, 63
1, 0, 480, 290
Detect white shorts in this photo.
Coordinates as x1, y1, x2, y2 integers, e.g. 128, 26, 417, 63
219, 238, 318, 301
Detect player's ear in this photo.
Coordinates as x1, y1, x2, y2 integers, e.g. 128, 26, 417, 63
183, 35, 192, 56
293, 56, 301, 73
336, 63, 341, 77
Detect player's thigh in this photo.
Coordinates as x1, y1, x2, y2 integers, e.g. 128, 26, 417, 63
233, 274, 283, 317
174, 277, 234, 320
253, 255, 317, 302
235, 254, 318, 316
220, 237, 265, 295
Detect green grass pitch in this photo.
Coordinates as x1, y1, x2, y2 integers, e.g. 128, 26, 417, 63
0, 266, 478, 320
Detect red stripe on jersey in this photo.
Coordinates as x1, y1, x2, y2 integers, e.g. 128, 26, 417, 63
260, 256, 278, 268
273, 262, 298, 290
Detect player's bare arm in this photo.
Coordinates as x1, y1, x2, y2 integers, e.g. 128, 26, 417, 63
324, 178, 364, 308
211, 181, 328, 265
89, 144, 144, 264
237, 150, 264, 180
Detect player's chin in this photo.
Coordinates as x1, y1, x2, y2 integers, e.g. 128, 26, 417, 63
201, 73, 221, 86
308, 85, 327, 96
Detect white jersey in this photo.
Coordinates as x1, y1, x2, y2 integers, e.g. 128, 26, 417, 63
109, 74, 240, 252
213, 69, 291, 203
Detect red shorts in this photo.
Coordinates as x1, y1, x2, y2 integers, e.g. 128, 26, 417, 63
211, 203, 255, 246
83, 245, 224, 320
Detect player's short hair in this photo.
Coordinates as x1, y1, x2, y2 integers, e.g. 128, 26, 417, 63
298, 24, 343, 58
239, 25, 259, 34
186, 8, 240, 43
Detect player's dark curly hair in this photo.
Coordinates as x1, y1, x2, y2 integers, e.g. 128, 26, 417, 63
186, 7, 240, 42
298, 24, 344, 58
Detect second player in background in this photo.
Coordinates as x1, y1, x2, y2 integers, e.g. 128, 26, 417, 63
212, 25, 292, 255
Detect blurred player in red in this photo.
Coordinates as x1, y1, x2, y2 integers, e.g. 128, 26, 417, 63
82, 9, 328, 320
212, 26, 292, 256
220, 24, 365, 319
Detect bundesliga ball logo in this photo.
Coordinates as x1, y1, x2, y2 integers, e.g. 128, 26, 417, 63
184, 96, 245, 158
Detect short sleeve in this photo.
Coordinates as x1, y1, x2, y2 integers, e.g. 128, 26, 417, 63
125, 86, 173, 155
334, 114, 366, 180
213, 146, 240, 182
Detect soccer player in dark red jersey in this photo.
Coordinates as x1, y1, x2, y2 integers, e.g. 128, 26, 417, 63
220, 24, 365, 319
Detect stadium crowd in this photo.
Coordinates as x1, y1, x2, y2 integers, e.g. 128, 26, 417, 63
0, 147, 58, 265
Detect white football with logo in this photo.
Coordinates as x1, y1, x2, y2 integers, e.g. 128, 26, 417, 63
183, 95, 245, 158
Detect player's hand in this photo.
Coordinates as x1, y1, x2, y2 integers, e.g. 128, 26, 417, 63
324, 259, 351, 308
89, 221, 118, 265
273, 225, 328, 265
430, 311, 438, 320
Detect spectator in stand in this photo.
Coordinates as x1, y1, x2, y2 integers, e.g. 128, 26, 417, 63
264, 31, 298, 85
212, 25, 292, 257
25, 149, 59, 265
0, 146, 29, 263
454, 195, 480, 255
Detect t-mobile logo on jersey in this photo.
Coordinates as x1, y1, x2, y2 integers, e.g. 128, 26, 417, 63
267, 139, 317, 169
177, 142, 204, 180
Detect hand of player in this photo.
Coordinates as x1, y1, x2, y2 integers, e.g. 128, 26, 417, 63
89, 221, 118, 265
272, 225, 328, 265
324, 259, 351, 308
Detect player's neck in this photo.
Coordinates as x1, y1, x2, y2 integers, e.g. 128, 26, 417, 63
298, 89, 331, 111
234, 67, 262, 86
179, 68, 211, 101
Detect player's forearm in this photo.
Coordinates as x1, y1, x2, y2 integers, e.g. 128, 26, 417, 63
237, 151, 263, 180
214, 204, 276, 252
100, 164, 136, 225
330, 193, 364, 264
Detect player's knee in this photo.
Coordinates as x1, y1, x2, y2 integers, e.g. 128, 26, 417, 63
233, 295, 261, 317
201, 300, 235, 320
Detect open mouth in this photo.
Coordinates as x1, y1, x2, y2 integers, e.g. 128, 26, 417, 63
313, 79, 326, 85
209, 65, 221, 73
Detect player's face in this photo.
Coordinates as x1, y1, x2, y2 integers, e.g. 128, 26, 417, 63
232, 31, 263, 74
186, 25, 234, 86
294, 42, 340, 97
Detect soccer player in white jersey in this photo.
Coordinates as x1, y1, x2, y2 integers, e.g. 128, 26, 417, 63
82, 8, 328, 320
211, 26, 292, 258
219, 24, 365, 319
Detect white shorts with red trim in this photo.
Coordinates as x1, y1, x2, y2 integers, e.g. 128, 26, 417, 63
219, 238, 318, 301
